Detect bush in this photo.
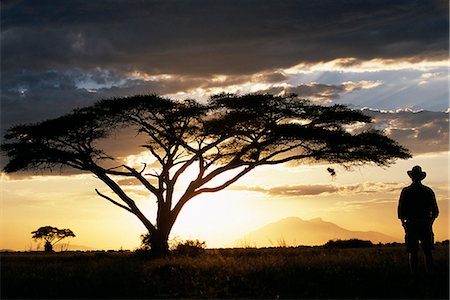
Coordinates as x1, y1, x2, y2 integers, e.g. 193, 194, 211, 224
139, 233, 152, 251
138, 234, 206, 256
173, 239, 206, 256
324, 239, 373, 249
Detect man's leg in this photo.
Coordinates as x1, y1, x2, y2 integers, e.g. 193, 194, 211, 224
405, 224, 419, 276
409, 251, 419, 276
422, 225, 434, 274
424, 249, 433, 273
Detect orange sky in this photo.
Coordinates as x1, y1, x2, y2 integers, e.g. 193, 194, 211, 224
1, 150, 448, 250
1, 1, 448, 251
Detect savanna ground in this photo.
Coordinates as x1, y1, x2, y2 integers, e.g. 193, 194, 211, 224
1, 244, 448, 299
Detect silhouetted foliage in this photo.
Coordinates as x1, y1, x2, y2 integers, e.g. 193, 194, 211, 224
327, 167, 336, 176
2, 94, 411, 255
31, 226, 75, 252
139, 234, 206, 257
139, 233, 152, 252
173, 239, 207, 256
324, 239, 374, 249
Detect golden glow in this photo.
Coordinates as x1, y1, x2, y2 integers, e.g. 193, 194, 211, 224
1, 149, 448, 250
284, 58, 449, 74
127, 70, 173, 81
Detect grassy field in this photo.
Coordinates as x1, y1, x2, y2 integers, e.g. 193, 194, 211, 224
1, 244, 448, 299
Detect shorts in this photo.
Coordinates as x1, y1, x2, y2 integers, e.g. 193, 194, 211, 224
404, 219, 434, 252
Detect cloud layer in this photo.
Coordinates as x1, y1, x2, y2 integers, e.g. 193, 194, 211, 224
231, 182, 404, 197
2, 1, 447, 113
1, 0, 447, 172
3, 0, 447, 76
364, 109, 449, 154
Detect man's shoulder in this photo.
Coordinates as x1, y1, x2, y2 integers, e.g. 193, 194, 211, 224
402, 183, 434, 193
416, 183, 433, 191
402, 185, 414, 192
409, 183, 435, 193
421, 184, 435, 194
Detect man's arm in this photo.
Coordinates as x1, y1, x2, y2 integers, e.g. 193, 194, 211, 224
430, 188, 439, 222
398, 189, 407, 226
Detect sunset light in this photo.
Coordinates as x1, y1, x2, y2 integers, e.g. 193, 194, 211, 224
1, 1, 448, 298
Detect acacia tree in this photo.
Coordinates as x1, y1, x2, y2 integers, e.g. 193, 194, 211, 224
31, 226, 75, 252
2, 94, 410, 255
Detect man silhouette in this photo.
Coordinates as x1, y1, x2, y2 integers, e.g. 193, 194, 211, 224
398, 165, 439, 276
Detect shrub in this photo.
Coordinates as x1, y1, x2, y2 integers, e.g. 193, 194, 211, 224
324, 239, 373, 249
173, 239, 206, 256
139, 233, 152, 251
138, 234, 206, 256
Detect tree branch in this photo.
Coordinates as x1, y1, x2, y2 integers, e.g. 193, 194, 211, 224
142, 144, 164, 165
197, 159, 244, 188
93, 168, 156, 233
259, 153, 311, 165
103, 169, 134, 176
171, 155, 199, 184
95, 189, 133, 213
129, 117, 171, 153
170, 163, 255, 226
195, 165, 254, 194
121, 165, 159, 195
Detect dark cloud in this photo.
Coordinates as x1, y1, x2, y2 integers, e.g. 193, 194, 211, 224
363, 109, 449, 155
0, 67, 289, 130
3, 0, 446, 130
1, 0, 448, 122
2, 0, 447, 77
1, 70, 101, 128
1, 0, 447, 177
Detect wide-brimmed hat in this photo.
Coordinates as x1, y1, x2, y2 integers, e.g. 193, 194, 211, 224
407, 165, 426, 180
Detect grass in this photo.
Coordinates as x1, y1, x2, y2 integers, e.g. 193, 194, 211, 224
1, 244, 448, 299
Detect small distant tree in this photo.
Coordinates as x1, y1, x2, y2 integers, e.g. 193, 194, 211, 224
31, 226, 75, 252
3, 94, 411, 255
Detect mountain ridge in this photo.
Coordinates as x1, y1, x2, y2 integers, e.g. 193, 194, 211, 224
236, 216, 400, 247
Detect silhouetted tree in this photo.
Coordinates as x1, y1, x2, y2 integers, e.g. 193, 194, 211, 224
3, 94, 410, 255
31, 226, 75, 252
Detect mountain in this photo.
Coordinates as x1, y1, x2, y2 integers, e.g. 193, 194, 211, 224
236, 217, 399, 247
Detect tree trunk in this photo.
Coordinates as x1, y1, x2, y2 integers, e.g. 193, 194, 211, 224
146, 203, 173, 256
44, 241, 53, 252
149, 229, 169, 256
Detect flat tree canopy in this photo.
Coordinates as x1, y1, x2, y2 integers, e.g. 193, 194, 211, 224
2, 94, 411, 254
31, 226, 75, 252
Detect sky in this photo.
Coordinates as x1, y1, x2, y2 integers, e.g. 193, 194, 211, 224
1, 0, 449, 250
